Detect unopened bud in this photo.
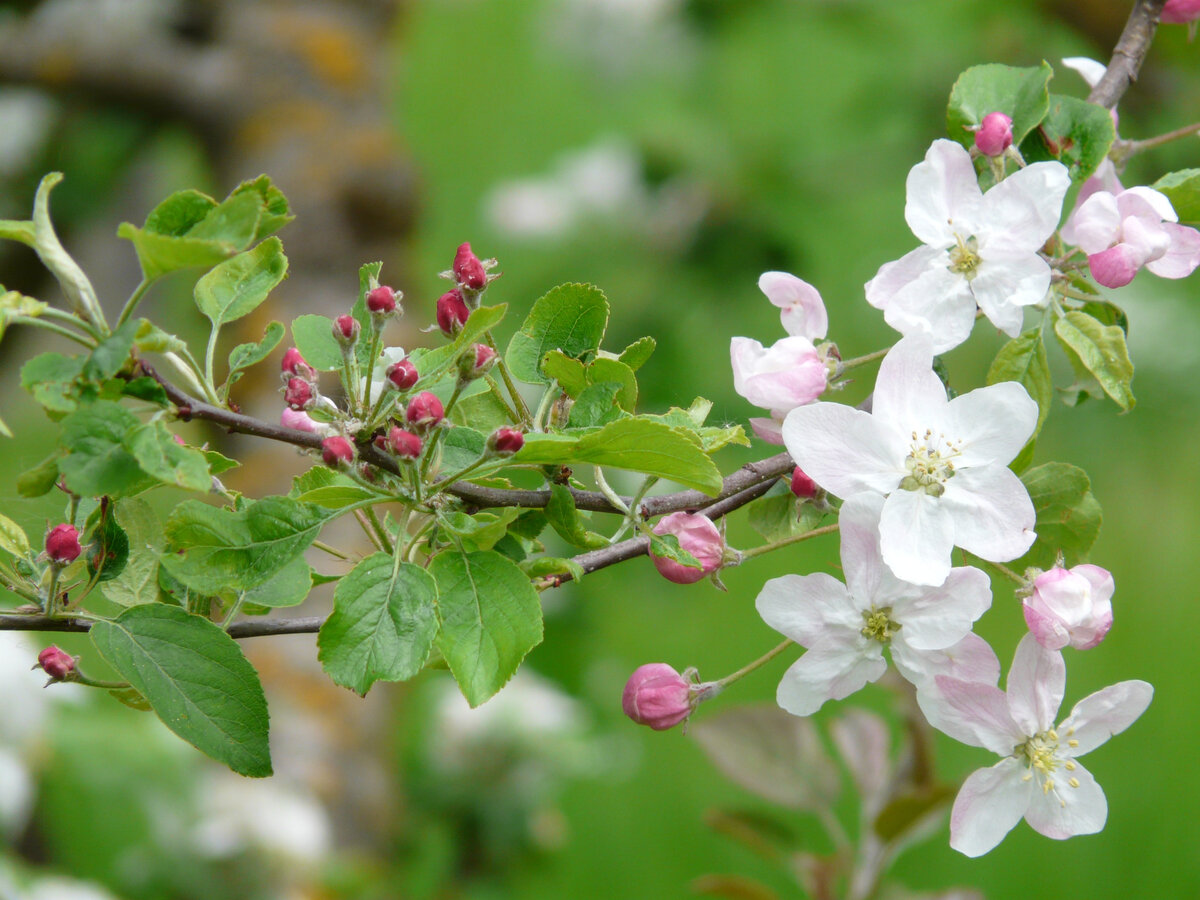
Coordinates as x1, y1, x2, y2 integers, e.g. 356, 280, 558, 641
284, 377, 314, 410
37, 645, 76, 681
367, 285, 400, 315
1163, 0, 1200, 24
281, 347, 316, 380
45, 524, 81, 565
790, 466, 818, 500
321, 436, 355, 467
385, 426, 423, 459
406, 392, 445, 431
487, 427, 524, 457
621, 663, 719, 731
333, 314, 360, 346
453, 242, 488, 291
386, 358, 419, 392
1024, 564, 1114, 650
281, 407, 322, 433
974, 112, 1013, 157
436, 289, 470, 336
650, 512, 725, 585
458, 343, 497, 381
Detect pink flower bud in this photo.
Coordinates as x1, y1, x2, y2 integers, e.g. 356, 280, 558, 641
1023, 564, 1114, 650
45, 524, 81, 564
284, 376, 314, 410
281, 408, 322, 433
650, 512, 725, 585
974, 112, 1013, 157
281, 347, 316, 380
386, 358, 419, 391
37, 645, 75, 680
321, 436, 355, 467
406, 392, 445, 431
459, 343, 497, 381
385, 427, 422, 459
621, 663, 720, 731
453, 242, 488, 291
1163, 0, 1200, 23
333, 314, 360, 345
436, 289, 470, 336
487, 427, 524, 457
366, 285, 399, 314
731, 335, 827, 415
790, 466, 817, 499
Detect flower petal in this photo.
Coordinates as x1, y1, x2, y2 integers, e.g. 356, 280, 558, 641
946, 381, 1039, 467
931, 675, 1022, 752
950, 758, 1032, 857
905, 140, 985, 246
782, 403, 901, 498
1023, 760, 1107, 840
1145, 222, 1200, 279
980, 161, 1070, 249
1062, 191, 1121, 253
1006, 633, 1065, 735
1061, 56, 1107, 89
1059, 680, 1154, 756
748, 416, 785, 445
905, 632, 1000, 690
776, 638, 887, 716
871, 335, 950, 438
759, 271, 828, 341
1088, 244, 1142, 288
756, 573, 861, 646
837, 493, 892, 604
879, 489, 955, 586
1117, 186, 1178, 223
969, 251, 1051, 336
882, 261, 978, 354
893, 565, 992, 650
940, 465, 1036, 563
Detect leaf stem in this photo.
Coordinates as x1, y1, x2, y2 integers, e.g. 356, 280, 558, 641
116, 276, 155, 328
13, 316, 96, 348
363, 506, 394, 555
484, 331, 532, 426
738, 522, 840, 561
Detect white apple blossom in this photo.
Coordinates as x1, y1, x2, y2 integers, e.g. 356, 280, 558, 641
731, 334, 827, 444
1023, 564, 1114, 650
927, 634, 1152, 857
755, 493, 993, 716
758, 271, 828, 342
866, 139, 1069, 353
783, 334, 1037, 586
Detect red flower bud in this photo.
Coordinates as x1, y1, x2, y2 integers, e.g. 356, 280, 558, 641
367, 285, 399, 314
436, 289, 470, 336
488, 427, 524, 457
622, 663, 719, 731
284, 377, 314, 410
790, 466, 818, 500
37, 645, 76, 680
458, 343, 497, 381
45, 524, 81, 564
321, 436, 355, 467
281, 347, 316, 380
453, 242, 488, 291
406, 392, 445, 431
974, 111, 1013, 157
1163, 0, 1200, 24
333, 314, 360, 345
650, 512, 725, 585
386, 358, 419, 391
385, 427, 423, 459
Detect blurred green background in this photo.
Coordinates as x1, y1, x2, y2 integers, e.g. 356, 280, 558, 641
1, 0, 1198, 898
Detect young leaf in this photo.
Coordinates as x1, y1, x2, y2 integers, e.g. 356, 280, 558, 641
520, 556, 585, 582
987, 329, 1052, 437
1053, 310, 1135, 410
318, 553, 439, 695
506, 283, 610, 383
0, 286, 47, 344
431, 550, 543, 707
230, 175, 295, 241
241, 555, 312, 608
290, 314, 345, 371
194, 238, 288, 329
1015, 461, 1102, 569
617, 336, 656, 371
21, 352, 83, 414
0, 512, 31, 559
16, 455, 60, 498
587, 357, 637, 411
1019, 94, 1115, 185
746, 492, 826, 543
126, 420, 212, 492
227, 321, 285, 386
102, 498, 163, 608
413, 304, 508, 388
1152, 168, 1200, 224
545, 484, 609, 549
58, 401, 157, 497
567, 382, 626, 428
946, 62, 1052, 149
86, 506, 129, 584
542, 351, 588, 396
90, 605, 272, 777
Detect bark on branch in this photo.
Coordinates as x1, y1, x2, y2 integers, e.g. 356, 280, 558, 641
1087, 0, 1169, 111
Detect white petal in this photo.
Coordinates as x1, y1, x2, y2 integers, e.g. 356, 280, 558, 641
782, 403, 901, 498
1145, 223, 1200, 278
837, 493, 892, 604
932, 675, 1023, 753
1006, 633, 1065, 735
907, 632, 1001, 688
1062, 191, 1121, 253
1061, 57, 1108, 89
866, 244, 946, 309
1117, 186, 1178, 223
879, 489, 955, 587
775, 639, 887, 716
759, 271, 829, 341
893, 566, 992, 650
949, 758, 1033, 857
871, 335, 949, 438
980, 161, 1070, 248
940, 466, 1036, 563
905, 140, 985, 246
756, 573, 861, 645
969, 252, 1050, 336
1059, 680, 1153, 756
946, 381, 1039, 467
883, 260, 979, 354
1023, 760, 1106, 840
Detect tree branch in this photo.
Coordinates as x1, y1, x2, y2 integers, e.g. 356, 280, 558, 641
1087, 0, 1169, 111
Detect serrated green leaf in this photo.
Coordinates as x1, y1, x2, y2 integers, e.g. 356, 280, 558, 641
588, 357, 636, 411
21, 352, 83, 414
617, 336, 656, 371
58, 401, 156, 497
1019, 94, 1115, 185
1015, 461, 1102, 569
230, 175, 294, 241
127, 420, 212, 492
438, 508, 523, 551
1053, 310, 1134, 410
0, 512, 30, 558
413, 304, 508, 388
102, 498, 163, 607
81, 319, 138, 382
194, 238, 288, 328
506, 283, 609, 384
290, 314, 345, 371
17, 455, 60, 497
85, 506, 129, 584
987, 329, 1052, 438
746, 491, 827, 543
647, 532, 701, 570
292, 471, 386, 509
520, 556, 586, 582
450, 388, 514, 433
227, 321, 284, 384
120, 376, 169, 406
0, 287, 47, 344
143, 188, 216, 235
133, 319, 186, 355
946, 62, 1052, 149
1077, 297, 1128, 335
567, 382, 626, 428
32, 174, 102, 323
545, 484, 609, 549
318, 553, 439, 695
240, 555, 312, 608
431, 549, 543, 707
90, 605, 272, 777
642, 398, 750, 452
542, 351, 588, 396
439, 426, 488, 474
1152, 168, 1200, 224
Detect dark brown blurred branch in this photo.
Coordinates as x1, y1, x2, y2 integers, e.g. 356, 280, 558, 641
1087, 0, 1169, 110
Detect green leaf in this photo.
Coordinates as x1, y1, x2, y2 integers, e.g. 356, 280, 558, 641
874, 785, 956, 842
1019, 94, 1115, 185
413, 304, 508, 388
82, 319, 138, 382
102, 498, 163, 608
240, 555, 312, 608
450, 389, 513, 433
292, 470, 386, 509
946, 62, 1053, 149
161, 496, 333, 594
126, 420, 212, 492
230, 175, 294, 241
587, 357, 637, 411
431, 550, 543, 707
506, 283, 609, 383
290, 314, 345, 371
133, 319, 186, 355
617, 336, 656, 371
987, 329, 1052, 438
58, 401, 157, 497
0, 286, 47, 343
642, 398, 751, 453
1152, 168, 1200, 224
746, 491, 827, 543
439, 426, 488, 474
90, 605, 272, 777
1053, 311, 1135, 410
1077, 297, 1128, 335
0, 512, 31, 558
542, 351, 588, 396
21, 352, 83, 414
194, 238, 288, 329
1015, 462, 1102, 569
318, 553, 439, 695
516, 417, 723, 495
437, 508, 523, 551
520, 556, 585, 582
120, 376, 169, 406
142, 188, 216, 235
567, 382, 626, 428
118, 223, 232, 282
31, 174, 102, 323
647, 532, 701, 570
16, 455, 60, 497
85, 507, 129, 584
227, 321, 284, 386
545, 485, 609, 549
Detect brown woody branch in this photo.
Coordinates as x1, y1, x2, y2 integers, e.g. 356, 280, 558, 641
1087, 0, 1169, 111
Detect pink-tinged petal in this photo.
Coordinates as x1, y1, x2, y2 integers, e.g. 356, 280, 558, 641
879, 489, 955, 586
883, 262, 979, 355
1062, 191, 1121, 253
871, 334, 950, 438
1087, 245, 1141, 288
776, 638, 887, 716
933, 675, 1023, 752
731, 336, 827, 411
893, 565, 991, 650
905, 140, 985, 246
281, 408, 323, 433
969, 252, 1051, 336
1118, 214, 1171, 265
756, 573, 861, 645
916, 632, 1001, 685
1059, 680, 1153, 756
940, 466, 1036, 563
782, 403, 902, 498
1006, 633, 1065, 735
1074, 159, 1123, 209
1023, 760, 1106, 840
1163, 0, 1200, 24
981, 161, 1071, 248
950, 758, 1032, 857
946, 381, 1038, 467
1116, 186, 1178, 223
911, 635, 1002, 740
837, 493, 891, 604
866, 245, 947, 309
1061, 57, 1107, 89
759, 271, 828, 341
1145, 222, 1200, 278
748, 416, 785, 444
1023, 603, 1071, 650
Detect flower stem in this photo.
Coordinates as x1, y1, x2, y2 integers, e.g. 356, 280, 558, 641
739, 522, 840, 561
839, 346, 891, 372
715, 638, 794, 689
14, 316, 96, 348
116, 276, 155, 327
312, 539, 350, 560
484, 332, 532, 426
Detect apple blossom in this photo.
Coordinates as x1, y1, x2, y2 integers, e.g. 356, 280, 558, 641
928, 634, 1152, 857
321, 436, 355, 467
1061, 186, 1200, 288
281, 347, 316, 380
1163, 0, 1200, 24
731, 335, 827, 444
487, 427, 525, 457
453, 242, 488, 291
284, 377, 314, 410
755, 494, 993, 716
622, 663, 720, 731
280, 408, 324, 434
758, 271, 828, 341
650, 512, 726, 585
866, 139, 1069, 353
1023, 564, 1114, 650
44, 525, 81, 565
386, 358, 419, 391
36, 646, 75, 681
782, 334, 1037, 586
383, 427, 422, 459
406, 392, 444, 431
436, 289, 470, 336
973, 112, 1012, 157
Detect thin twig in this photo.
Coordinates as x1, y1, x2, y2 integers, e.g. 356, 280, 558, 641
1087, 0, 1169, 111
